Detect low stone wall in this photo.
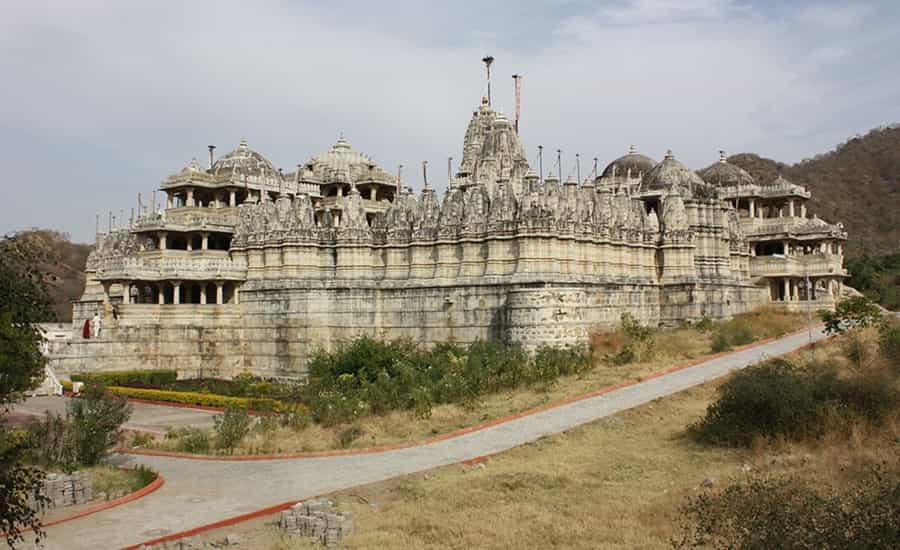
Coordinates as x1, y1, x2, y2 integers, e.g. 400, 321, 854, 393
279, 499, 354, 547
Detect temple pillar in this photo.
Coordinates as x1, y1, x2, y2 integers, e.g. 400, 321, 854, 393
783, 240, 790, 256
200, 284, 207, 305
166, 192, 173, 209
229, 190, 236, 207
369, 187, 377, 201
791, 280, 799, 301
173, 281, 182, 305
782, 278, 790, 302
749, 199, 755, 219
158, 283, 165, 305
122, 282, 130, 304
186, 189, 195, 207
201, 232, 209, 250
800, 203, 807, 218
159, 231, 168, 250
788, 199, 795, 217
216, 282, 224, 305
186, 236, 193, 251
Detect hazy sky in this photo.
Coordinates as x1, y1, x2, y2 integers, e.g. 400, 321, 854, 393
2, 0, 898, 243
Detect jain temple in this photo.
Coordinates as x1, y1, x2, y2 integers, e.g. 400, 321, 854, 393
49, 84, 849, 379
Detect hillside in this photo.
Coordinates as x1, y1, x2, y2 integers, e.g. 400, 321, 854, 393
729, 124, 900, 257
10, 230, 92, 322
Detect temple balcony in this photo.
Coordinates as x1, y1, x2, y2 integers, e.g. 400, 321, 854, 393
318, 195, 391, 213
133, 207, 238, 233
93, 255, 247, 282
742, 217, 847, 240
750, 253, 847, 278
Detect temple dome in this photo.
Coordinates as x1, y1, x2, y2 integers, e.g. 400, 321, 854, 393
301, 136, 393, 185
699, 152, 755, 186
642, 150, 707, 195
601, 146, 657, 178
210, 139, 280, 179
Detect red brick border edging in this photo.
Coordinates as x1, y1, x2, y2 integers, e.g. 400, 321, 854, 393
13, 472, 164, 536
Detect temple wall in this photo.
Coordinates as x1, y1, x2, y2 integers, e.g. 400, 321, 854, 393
47, 305, 246, 379
56, 220, 768, 380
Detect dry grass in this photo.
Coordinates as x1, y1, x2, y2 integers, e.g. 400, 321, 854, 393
83, 465, 152, 497
147, 308, 806, 455
187, 330, 898, 550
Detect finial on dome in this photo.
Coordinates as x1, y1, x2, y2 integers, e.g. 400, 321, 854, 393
239, 138, 248, 150
719, 150, 727, 163
665, 149, 674, 160
628, 144, 636, 155
334, 134, 350, 150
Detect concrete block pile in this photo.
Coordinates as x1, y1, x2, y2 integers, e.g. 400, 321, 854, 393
280, 498, 354, 547
40, 472, 93, 508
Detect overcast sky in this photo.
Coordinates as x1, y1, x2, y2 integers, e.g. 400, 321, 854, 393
2, 0, 898, 243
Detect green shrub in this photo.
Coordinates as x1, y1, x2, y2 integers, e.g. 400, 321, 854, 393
27, 412, 74, 470
529, 344, 592, 385
337, 425, 365, 448
303, 336, 598, 424
71, 369, 177, 387
879, 321, 900, 371
30, 385, 133, 468
213, 405, 251, 453
106, 386, 281, 412
691, 358, 899, 447
673, 466, 900, 550
67, 384, 132, 466
130, 432, 154, 448
601, 312, 653, 365
279, 404, 312, 431
821, 296, 884, 335
131, 465, 158, 490
710, 319, 755, 352
690, 359, 827, 446
829, 370, 900, 423
171, 428, 211, 454
694, 317, 714, 332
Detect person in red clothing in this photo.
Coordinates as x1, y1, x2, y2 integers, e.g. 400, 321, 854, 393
82, 318, 91, 339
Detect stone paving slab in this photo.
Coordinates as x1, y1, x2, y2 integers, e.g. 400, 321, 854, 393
38, 328, 826, 550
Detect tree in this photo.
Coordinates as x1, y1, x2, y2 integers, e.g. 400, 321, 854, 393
0, 232, 55, 547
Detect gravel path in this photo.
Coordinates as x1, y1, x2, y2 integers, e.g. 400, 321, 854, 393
40, 328, 826, 550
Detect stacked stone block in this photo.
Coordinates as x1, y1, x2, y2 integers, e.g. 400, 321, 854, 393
280, 499, 353, 547
38, 472, 93, 508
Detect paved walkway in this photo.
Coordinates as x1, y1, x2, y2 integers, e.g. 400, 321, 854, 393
11, 396, 217, 435
41, 328, 826, 549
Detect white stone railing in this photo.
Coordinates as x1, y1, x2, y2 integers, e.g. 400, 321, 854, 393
718, 183, 810, 200
95, 255, 247, 281
743, 217, 845, 238
134, 207, 238, 231
750, 254, 846, 277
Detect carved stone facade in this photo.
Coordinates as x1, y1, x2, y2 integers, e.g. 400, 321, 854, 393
50, 95, 846, 379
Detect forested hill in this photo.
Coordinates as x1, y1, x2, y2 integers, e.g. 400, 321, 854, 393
8, 230, 92, 322
728, 124, 900, 257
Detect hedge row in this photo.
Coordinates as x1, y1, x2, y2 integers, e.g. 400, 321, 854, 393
106, 386, 281, 412
72, 369, 178, 387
